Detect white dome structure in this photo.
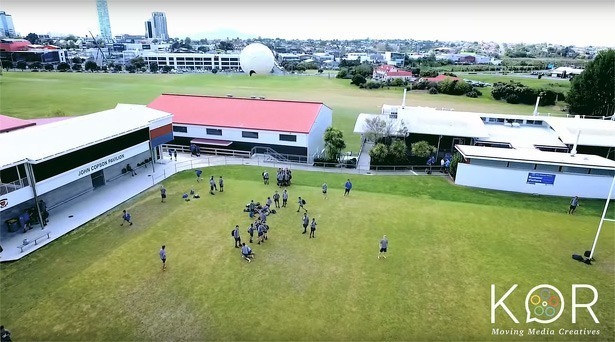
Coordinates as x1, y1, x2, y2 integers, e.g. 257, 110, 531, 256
239, 43, 275, 76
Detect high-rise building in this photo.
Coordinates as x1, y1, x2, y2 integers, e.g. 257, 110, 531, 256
0, 11, 16, 38
96, 0, 112, 41
149, 12, 168, 41
144, 20, 154, 39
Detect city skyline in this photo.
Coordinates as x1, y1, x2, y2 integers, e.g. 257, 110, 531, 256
1, 0, 614, 46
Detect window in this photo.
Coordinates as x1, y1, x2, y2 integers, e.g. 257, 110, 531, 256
173, 125, 187, 133
279, 134, 297, 142
562, 166, 590, 174
508, 162, 533, 170
242, 131, 259, 139
206, 128, 222, 136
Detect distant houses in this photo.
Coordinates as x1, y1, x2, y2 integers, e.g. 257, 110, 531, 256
372, 65, 415, 82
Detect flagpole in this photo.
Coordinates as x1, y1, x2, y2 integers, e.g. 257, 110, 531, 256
589, 174, 615, 259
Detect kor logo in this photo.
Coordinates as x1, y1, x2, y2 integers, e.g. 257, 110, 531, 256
491, 284, 599, 324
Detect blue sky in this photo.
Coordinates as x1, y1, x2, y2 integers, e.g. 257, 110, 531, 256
2, 0, 614, 46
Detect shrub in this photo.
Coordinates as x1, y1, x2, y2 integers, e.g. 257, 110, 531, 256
429, 87, 439, 94
364, 80, 382, 89
505, 94, 520, 104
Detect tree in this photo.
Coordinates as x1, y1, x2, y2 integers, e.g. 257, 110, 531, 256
411, 141, 436, 158
354, 63, 373, 78
57, 62, 70, 72
389, 139, 409, 164
84, 60, 98, 72
449, 152, 463, 179
2, 60, 13, 70
25, 33, 39, 44
218, 41, 234, 51
44, 63, 55, 71
362, 116, 387, 142
149, 62, 159, 73
130, 57, 145, 69
197, 46, 209, 53
369, 143, 389, 165
184, 37, 192, 45
351, 74, 366, 86
16, 61, 27, 71
567, 49, 615, 116
323, 127, 346, 161
125, 65, 136, 73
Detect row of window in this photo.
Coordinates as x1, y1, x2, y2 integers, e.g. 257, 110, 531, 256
482, 117, 544, 126
470, 158, 614, 176
172, 126, 298, 142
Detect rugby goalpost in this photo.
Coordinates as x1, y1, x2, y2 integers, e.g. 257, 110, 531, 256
588, 174, 615, 259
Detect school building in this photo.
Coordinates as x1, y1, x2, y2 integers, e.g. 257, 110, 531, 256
147, 94, 333, 163
353, 105, 615, 198
0, 104, 173, 246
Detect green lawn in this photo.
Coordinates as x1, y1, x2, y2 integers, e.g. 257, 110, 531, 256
0, 72, 569, 152
1, 166, 613, 340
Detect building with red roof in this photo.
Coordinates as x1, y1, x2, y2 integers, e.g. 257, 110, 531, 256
147, 94, 333, 162
0, 115, 35, 133
372, 65, 415, 82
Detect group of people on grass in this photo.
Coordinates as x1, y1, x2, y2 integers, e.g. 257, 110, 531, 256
114, 167, 388, 271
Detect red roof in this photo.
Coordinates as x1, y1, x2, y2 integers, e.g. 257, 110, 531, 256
423, 74, 460, 82
148, 94, 326, 134
387, 70, 413, 77
0, 115, 35, 133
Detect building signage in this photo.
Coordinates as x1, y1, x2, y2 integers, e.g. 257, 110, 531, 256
527, 172, 556, 185
77, 153, 125, 177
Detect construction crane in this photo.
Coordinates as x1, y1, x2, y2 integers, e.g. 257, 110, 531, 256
89, 30, 107, 65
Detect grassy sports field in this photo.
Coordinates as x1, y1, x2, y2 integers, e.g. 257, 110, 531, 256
0, 72, 564, 152
0, 166, 613, 340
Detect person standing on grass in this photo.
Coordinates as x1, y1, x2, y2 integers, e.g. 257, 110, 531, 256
282, 189, 289, 207
121, 210, 133, 226
219, 176, 224, 192
173, 150, 177, 161
233, 225, 241, 248
344, 179, 352, 196
302, 212, 309, 234
297, 196, 307, 213
209, 177, 216, 195
257, 222, 265, 245
378, 235, 388, 259
262, 171, 269, 185
322, 182, 328, 199
273, 190, 281, 208
266, 196, 273, 208
160, 185, 167, 203
159, 245, 167, 271
309, 218, 317, 238
247, 223, 255, 243
196, 169, 202, 182
569, 196, 580, 214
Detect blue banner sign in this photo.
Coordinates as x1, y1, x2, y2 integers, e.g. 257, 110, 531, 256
527, 172, 556, 185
